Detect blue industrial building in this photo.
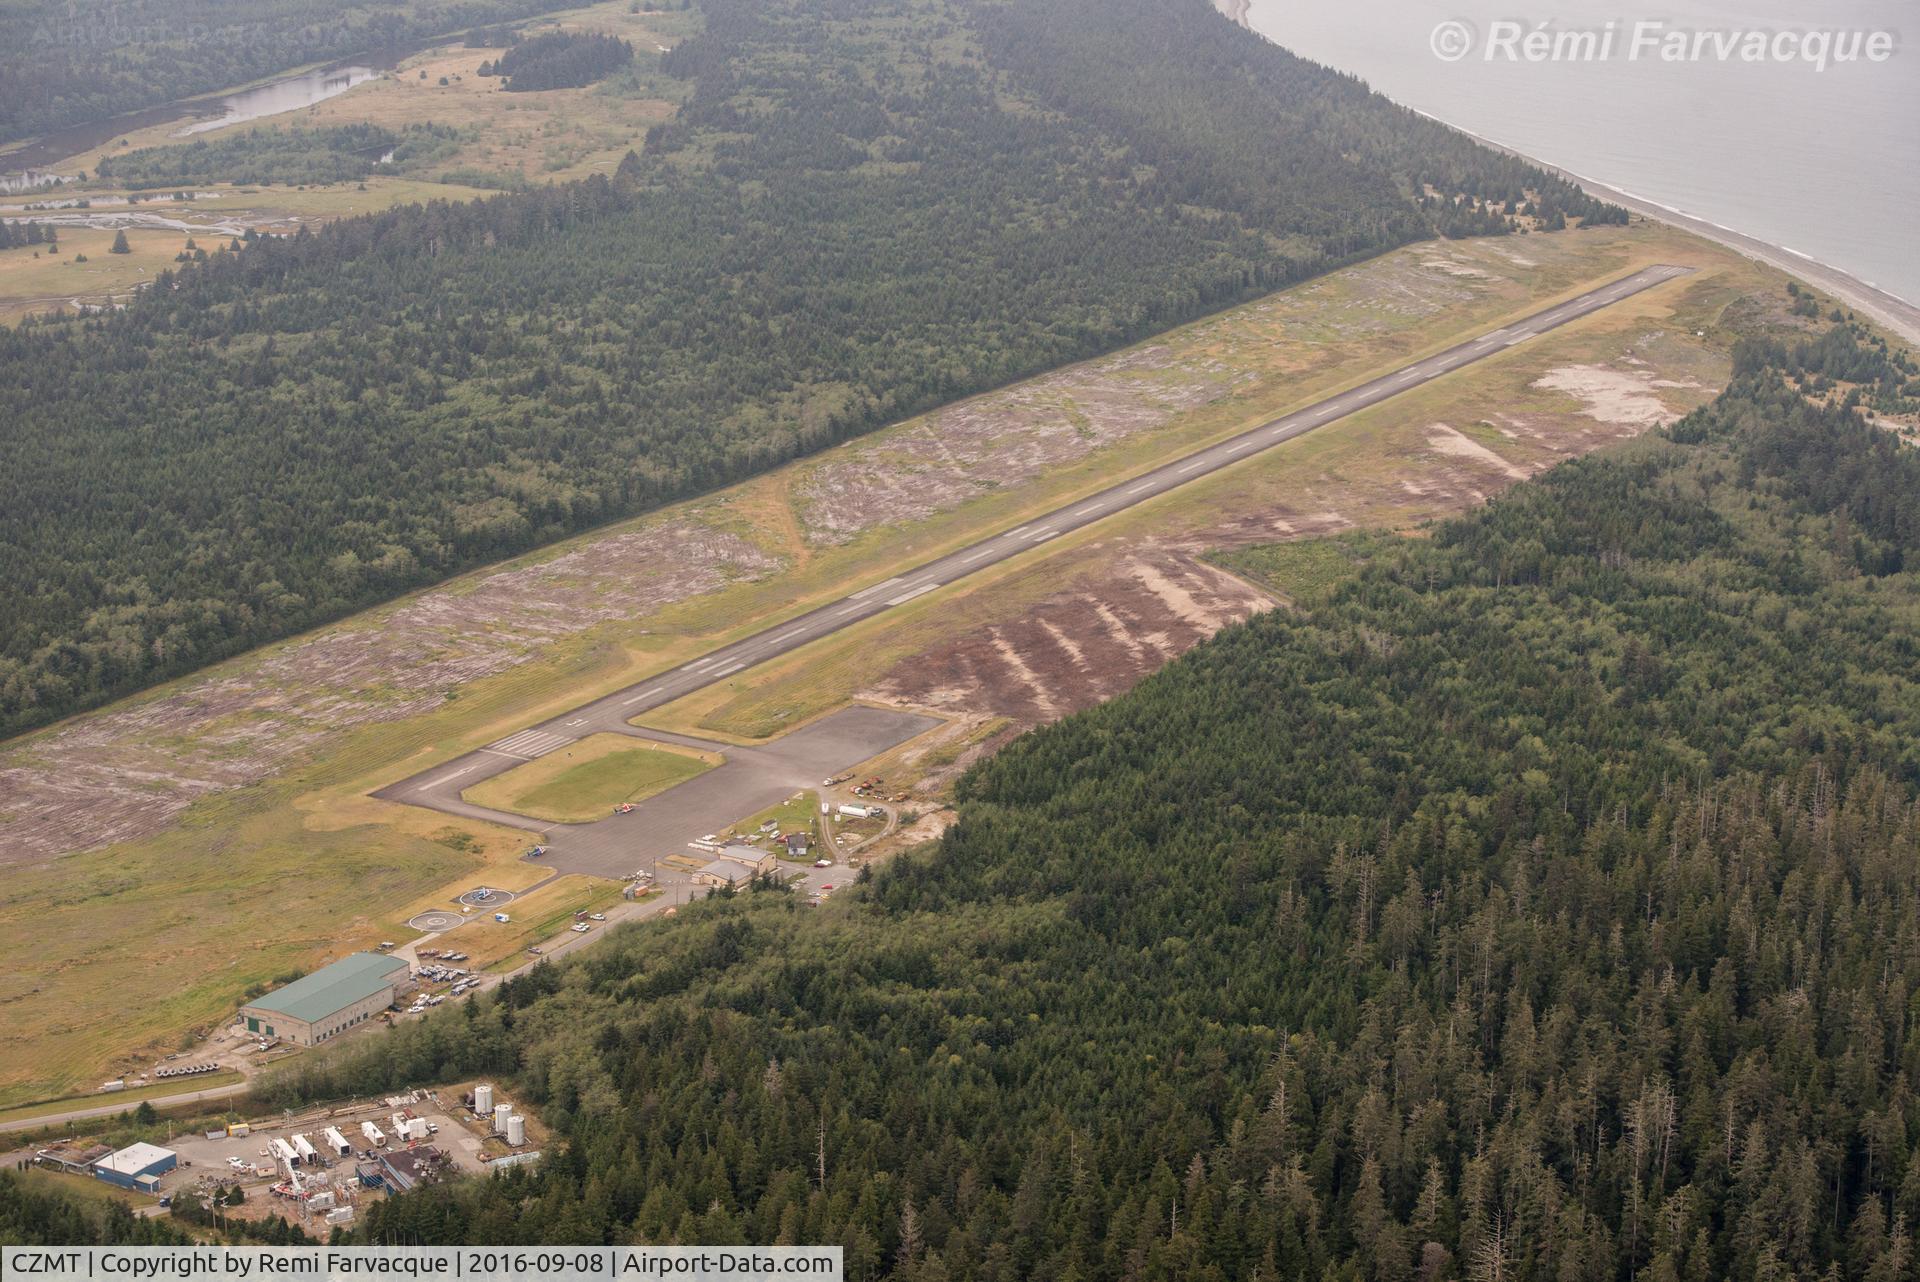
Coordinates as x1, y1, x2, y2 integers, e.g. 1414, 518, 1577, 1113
93, 1142, 177, 1191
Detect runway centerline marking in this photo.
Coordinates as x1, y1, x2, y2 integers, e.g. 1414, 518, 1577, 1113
384, 267, 1687, 819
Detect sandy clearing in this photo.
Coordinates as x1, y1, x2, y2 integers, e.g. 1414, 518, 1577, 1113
1534, 363, 1690, 428
1426, 424, 1530, 480
1422, 257, 1497, 280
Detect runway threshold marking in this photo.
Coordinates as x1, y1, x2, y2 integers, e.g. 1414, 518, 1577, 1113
887, 583, 939, 606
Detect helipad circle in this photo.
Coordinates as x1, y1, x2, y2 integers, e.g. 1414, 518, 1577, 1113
457, 886, 518, 909
408, 910, 463, 932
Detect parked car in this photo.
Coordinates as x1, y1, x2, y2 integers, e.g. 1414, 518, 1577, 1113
814, 858, 832, 868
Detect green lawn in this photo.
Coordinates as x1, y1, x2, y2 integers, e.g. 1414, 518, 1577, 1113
463, 733, 717, 823
17, 1166, 157, 1208
732, 791, 822, 859
0, 1069, 246, 1129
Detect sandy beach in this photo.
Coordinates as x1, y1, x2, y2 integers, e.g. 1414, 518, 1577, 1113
1449, 119, 1920, 350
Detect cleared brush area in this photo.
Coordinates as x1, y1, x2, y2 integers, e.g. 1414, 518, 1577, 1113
0, 221, 1805, 1104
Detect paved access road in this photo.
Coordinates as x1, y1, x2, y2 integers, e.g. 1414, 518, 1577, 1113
381, 265, 1691, 824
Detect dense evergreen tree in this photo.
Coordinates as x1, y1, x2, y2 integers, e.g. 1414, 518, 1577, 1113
0, 1170, 192, 1244
232, 327, 1920, 1279
0, 220, 57, 250
481, 31, 635, 90
0, 0, 1619, 736
96, 124, 462, 189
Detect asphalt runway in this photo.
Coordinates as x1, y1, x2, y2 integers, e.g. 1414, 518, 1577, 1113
377, 264, 1691, 852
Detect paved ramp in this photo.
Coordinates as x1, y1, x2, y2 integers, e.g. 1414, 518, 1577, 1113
503, 705, 938, 880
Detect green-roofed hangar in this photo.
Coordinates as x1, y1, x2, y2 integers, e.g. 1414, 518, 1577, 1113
238, 953, 410, 1046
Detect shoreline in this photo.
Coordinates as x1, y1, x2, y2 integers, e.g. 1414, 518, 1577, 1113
1210, 1, 1919, 350
1416, 111, 1920, 350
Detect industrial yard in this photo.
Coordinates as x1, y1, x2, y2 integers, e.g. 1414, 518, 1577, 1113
22, 1081, 537, 1230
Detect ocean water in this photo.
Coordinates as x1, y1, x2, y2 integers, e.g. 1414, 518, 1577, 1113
1238, 0, 1919, 303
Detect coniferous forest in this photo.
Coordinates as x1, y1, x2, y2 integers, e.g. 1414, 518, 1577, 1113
0, 0, 1616, 737
151, 325, 1912, 1280
0, 0, 586, 145
481, 31, 635, 90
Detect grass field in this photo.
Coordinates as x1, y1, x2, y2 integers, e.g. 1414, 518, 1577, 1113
462, 734, 718, 822
15, 1166, 157, 1209
730, 791, 821, 859
0, 0, 694, 323
0, 1069, 246, 1129
0, 221, 1815, 1105
461, 876, 626, 971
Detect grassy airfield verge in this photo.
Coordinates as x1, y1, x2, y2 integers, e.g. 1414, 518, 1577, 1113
463, 734, 719, 823
0, 222, 1803, 1104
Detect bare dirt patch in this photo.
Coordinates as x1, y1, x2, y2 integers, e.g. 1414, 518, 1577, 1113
1426, 424, 1529, 480
866, 548, 1272, 730
1533, 361, 1701, 429
0, 523, 776, 865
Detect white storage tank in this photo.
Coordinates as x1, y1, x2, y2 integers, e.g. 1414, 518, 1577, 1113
493, 1103, 512, 1134
505, 1115, 525, 1147
474, 1084, 494, 1115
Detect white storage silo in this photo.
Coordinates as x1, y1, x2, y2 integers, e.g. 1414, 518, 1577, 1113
493, 1103, 511, 1134
505, 1115, 525, 1147
474, 1084, 494, 1115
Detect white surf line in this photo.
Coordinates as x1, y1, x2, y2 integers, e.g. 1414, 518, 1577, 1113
422, 764, 479, 790
622, 686, 666, 705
